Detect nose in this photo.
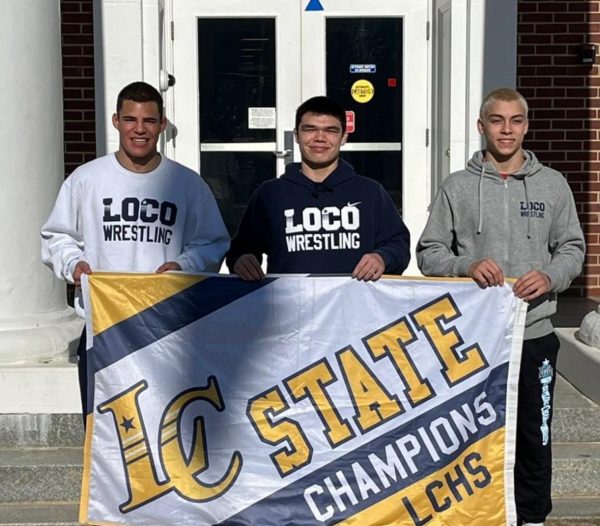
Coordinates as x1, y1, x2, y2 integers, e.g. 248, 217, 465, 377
133, 119, 145, 133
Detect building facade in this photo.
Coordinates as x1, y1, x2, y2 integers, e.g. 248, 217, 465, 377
0, 0, 595, 386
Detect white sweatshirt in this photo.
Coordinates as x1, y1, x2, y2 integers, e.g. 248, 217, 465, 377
41, 153, 230, 285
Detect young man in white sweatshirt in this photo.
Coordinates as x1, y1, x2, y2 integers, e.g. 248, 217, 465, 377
41, 81, 229, 416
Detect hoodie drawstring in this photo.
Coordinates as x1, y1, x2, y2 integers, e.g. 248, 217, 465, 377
523, 177, 531, 239
477, 164, 484, 234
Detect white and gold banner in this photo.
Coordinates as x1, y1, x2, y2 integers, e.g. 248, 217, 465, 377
80, 273, 526, 526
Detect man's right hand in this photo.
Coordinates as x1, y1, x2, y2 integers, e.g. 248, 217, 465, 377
233, 254, 265, 281
73, 261, 92, 286
467, 258, 504, 287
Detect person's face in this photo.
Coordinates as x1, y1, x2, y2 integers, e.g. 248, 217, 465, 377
112, 100, 166, 169
477, 99, 528, 164
295, 112, 348, 170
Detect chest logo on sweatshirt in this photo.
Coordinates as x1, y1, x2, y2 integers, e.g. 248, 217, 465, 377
102, 197, 178, 244
520, 200, 545, 219
284, 205, 361, 252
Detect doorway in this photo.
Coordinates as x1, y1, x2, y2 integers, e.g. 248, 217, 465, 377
170, 0, 429, 262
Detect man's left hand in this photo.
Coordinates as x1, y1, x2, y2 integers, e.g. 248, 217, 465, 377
512, 270, 551, 301
156, 261, 182, 273
352, 253, 385, 281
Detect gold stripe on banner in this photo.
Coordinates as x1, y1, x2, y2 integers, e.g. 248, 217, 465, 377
88, 272, 206, 336
338, 427, 507, 526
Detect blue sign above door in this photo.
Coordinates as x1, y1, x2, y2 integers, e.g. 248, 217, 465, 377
305, 0, 324, 11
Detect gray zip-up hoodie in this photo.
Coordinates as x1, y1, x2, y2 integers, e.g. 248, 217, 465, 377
417, 150, 585, 340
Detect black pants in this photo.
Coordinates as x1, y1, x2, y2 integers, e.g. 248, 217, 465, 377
515, 332, 560, 525
76, 329, 89, 426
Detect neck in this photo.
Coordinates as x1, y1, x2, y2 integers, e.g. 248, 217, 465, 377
300, 158, 339, 183
115, 150, 162, 173
483, 150, 525, 174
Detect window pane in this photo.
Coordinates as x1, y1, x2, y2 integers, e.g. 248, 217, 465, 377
200, 152, 276, 236
326, 18, 403, 143
198, 19, 276, 142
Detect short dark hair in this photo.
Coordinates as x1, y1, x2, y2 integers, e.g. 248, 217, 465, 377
116, 81, 164, 119
295, 96, 346, 134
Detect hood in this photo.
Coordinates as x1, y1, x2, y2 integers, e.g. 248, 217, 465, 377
465, 149, 544, 180
281, 159, 356, 198
465, 150, 543, 237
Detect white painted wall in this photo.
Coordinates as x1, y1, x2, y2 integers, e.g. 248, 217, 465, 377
93, 0, 163, 155
0, 0, 82, 364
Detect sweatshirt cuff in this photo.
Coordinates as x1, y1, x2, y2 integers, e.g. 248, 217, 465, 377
540, 267, 559, 292
453, 258, 472, 277
65, 256, 84, 284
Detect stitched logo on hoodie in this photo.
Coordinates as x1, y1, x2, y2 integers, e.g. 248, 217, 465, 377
519, 201, 545, 219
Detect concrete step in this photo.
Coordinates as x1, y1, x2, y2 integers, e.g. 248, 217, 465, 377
0, 449, 82, 504
553, 443, 600, 498
548, 497, 600, 525
553, 375, 600, 443
0, 415, 83, 449
0, 502, 78, 525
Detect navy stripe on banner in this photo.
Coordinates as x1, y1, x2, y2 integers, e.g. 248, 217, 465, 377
219, 363, 509, 526
90, 277, 276, 374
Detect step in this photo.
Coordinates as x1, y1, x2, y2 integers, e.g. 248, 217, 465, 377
0, 415, 83, 449
553, 375, 600, 443
552, 443, 600, 498
0, 502, 78, 525
0, 449, 82, 504
548, 497, 600, 525
0, 499, 597, 526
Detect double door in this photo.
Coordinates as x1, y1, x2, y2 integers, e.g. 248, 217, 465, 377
171, 0, 428, 263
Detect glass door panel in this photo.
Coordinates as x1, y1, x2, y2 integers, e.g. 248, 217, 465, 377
198, 18, 276, 143
326, 17, 403, 212
197, 18, 277, 234
172, 0, 300, 235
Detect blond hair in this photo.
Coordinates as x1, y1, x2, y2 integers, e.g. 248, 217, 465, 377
480, 88, 528, 120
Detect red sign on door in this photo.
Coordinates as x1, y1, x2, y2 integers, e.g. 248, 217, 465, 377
345, 110, 356, 133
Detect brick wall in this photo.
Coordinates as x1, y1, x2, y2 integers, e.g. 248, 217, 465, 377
517, 0, 599, 297
61, 0, 96, 176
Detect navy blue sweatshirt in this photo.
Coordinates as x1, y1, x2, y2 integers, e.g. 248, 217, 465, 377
226, 160, 411, 274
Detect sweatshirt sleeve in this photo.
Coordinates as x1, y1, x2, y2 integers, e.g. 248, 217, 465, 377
540, 178, 585, 292
40, 177, 85, 283
372, 185, 411, 274
225, 188, 269, 272
416, 188, 472, 277
174, 176, 230, 273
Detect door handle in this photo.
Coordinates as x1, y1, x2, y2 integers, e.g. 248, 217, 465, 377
275, 130, 294, 165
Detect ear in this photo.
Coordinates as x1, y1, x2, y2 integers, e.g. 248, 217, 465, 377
160, 116, 167, 133
341, 131, 349, 146
294, 129, 299, 144
476, 118, 484, 135
523, 118, 529, 135
112, 113, 120, 130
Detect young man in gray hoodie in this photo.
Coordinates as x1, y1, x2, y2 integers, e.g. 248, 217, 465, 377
417, 88, 585, 526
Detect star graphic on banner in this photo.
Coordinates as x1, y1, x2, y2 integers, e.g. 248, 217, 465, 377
120, 416, 136, 433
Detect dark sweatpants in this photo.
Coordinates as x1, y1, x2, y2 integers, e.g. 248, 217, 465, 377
76, 329, 89, 425
515, 332, 560, 525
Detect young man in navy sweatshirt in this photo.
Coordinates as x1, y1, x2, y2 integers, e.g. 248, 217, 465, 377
226, 96, 410, 280
417, 88, 585, 526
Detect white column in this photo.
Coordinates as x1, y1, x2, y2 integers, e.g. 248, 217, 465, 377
0, 0, 83, 365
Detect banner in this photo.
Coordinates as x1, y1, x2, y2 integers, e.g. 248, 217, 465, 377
80, 273, 526, 526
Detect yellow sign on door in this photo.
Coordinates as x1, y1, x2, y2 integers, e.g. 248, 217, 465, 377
351, 79, 374, 103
